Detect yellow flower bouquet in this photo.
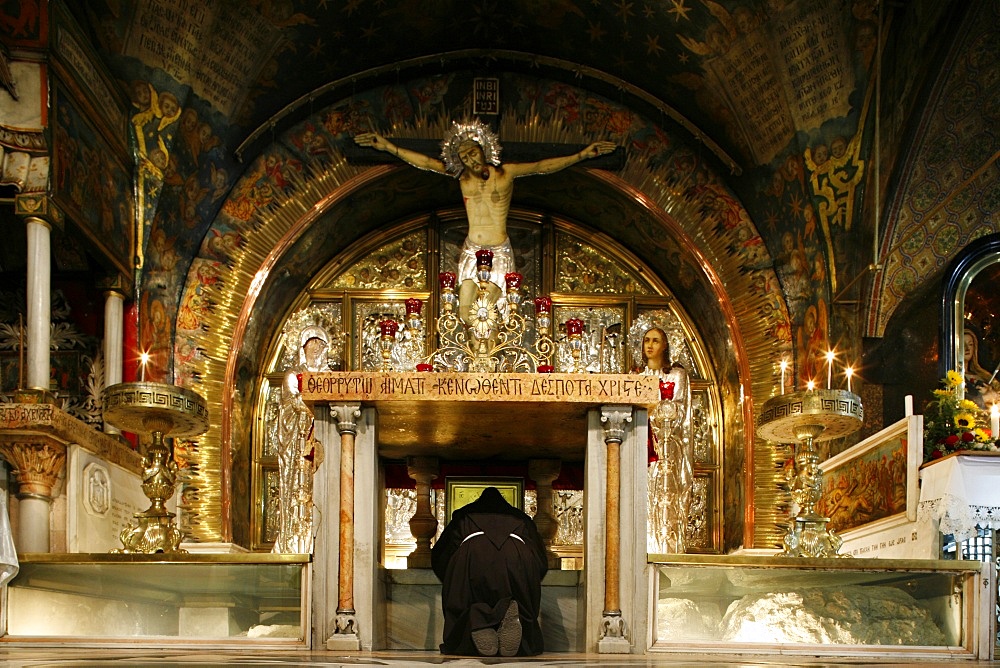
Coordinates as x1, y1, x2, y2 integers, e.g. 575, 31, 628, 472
923, 370, 998, 461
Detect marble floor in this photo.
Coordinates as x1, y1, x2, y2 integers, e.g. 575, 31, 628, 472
0, 649, 996, 667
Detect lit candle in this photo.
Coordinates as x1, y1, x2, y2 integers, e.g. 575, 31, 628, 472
991, 404, 999, 440
779, 358, 788, 395
845, 366, 854, 394
807, 379, 816, 391
140, 351, 150, 382
825, 350, 835, 390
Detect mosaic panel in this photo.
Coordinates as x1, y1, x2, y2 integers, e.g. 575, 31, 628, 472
553, 489, 584, 547
263, 468, 279, 544
551, 306, 627, 374
352, 300, 427, 371
686, 476, 710, 550
555, 232, 650, 295
692, 390, 716, 464
330, 231, 427, 290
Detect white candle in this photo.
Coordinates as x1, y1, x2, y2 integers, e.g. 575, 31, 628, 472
140, 352, 149, 382
845, 366, 854, 394
904, 394, 914, 417
807, 379, 816, 391
779, 359, 788, 395
991, 404, 999, 440
825, 350, 835, 390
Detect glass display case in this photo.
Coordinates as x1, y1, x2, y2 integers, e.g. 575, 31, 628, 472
2, 553, 310, 648
651, 555, 989, 660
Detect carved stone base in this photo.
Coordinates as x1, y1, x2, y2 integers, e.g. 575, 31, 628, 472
598, 636, 631, 653
327, 609, 360, 650
598, 611, 630, 653
326, 634, 361, 651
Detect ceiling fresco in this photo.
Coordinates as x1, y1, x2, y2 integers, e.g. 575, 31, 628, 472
40, 0, 968, 371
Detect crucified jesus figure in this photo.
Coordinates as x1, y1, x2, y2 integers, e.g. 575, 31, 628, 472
355, 120, 616, 319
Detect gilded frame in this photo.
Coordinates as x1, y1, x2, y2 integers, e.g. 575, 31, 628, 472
445, 477, 524, 522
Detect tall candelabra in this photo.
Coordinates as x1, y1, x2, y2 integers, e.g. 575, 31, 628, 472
102, 381, 209, 554
757, 389, 863, 558
381, 249, 555, 373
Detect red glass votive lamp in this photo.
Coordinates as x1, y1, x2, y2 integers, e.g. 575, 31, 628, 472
475, 248, 494, 269
565, 318, 584, 337
405, 298, 423, 330
476, 249, 494, 283
537, 364, 555, 373
438, 272, 457, 290
379, 319, 399, 339
534, 296, 552, 331
439, 272, 457, 310
505, 272, 523, 305
659, 380, 676, 401
416, 363, 434, 372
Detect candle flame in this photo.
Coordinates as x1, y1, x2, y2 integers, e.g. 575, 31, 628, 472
806, 379, 816, 391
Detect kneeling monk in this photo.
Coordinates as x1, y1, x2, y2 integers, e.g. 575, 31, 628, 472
431, 487, 548, 656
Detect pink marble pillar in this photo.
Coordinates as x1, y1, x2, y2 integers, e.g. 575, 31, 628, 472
330, 403, 361, 641
599, 406, 632, 652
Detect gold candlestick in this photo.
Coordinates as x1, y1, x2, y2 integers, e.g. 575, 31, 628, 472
102, 382, 209, 554
757, 389, 863, 558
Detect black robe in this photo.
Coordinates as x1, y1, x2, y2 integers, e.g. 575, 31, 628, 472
431, 487, 548, 656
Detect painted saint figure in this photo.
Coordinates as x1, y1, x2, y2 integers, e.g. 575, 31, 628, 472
963, 328, 999, 409
355, 121, 616, 319
629, 315, 693, 554
272, 325, 329, 554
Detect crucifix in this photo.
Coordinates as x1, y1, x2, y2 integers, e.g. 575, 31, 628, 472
351, 120, 622, 321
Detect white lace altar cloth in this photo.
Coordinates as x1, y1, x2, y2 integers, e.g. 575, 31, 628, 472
918, 453, 1000, 542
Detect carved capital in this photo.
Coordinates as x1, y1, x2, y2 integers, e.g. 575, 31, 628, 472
528, 458, 561, 484
0, 439, 67, 498
600, 405, 633, 444
405, 456, 439, 483
18, 205, 64, 229
329, 403, 362, 435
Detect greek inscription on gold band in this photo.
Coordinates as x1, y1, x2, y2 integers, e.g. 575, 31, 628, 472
0, 404, 55, 428
302, 372, 658, 404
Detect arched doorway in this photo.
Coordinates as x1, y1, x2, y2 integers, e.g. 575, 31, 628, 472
249, 207, 726, 556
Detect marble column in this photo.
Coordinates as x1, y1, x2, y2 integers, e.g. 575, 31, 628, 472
405, 456, 438, 569
329, 403, 362, 650
25, 217, 51, 392
0, 439, 66, 553
528, 458, 562, 569
102, 287, 125, 434
598, 405, 632, 654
